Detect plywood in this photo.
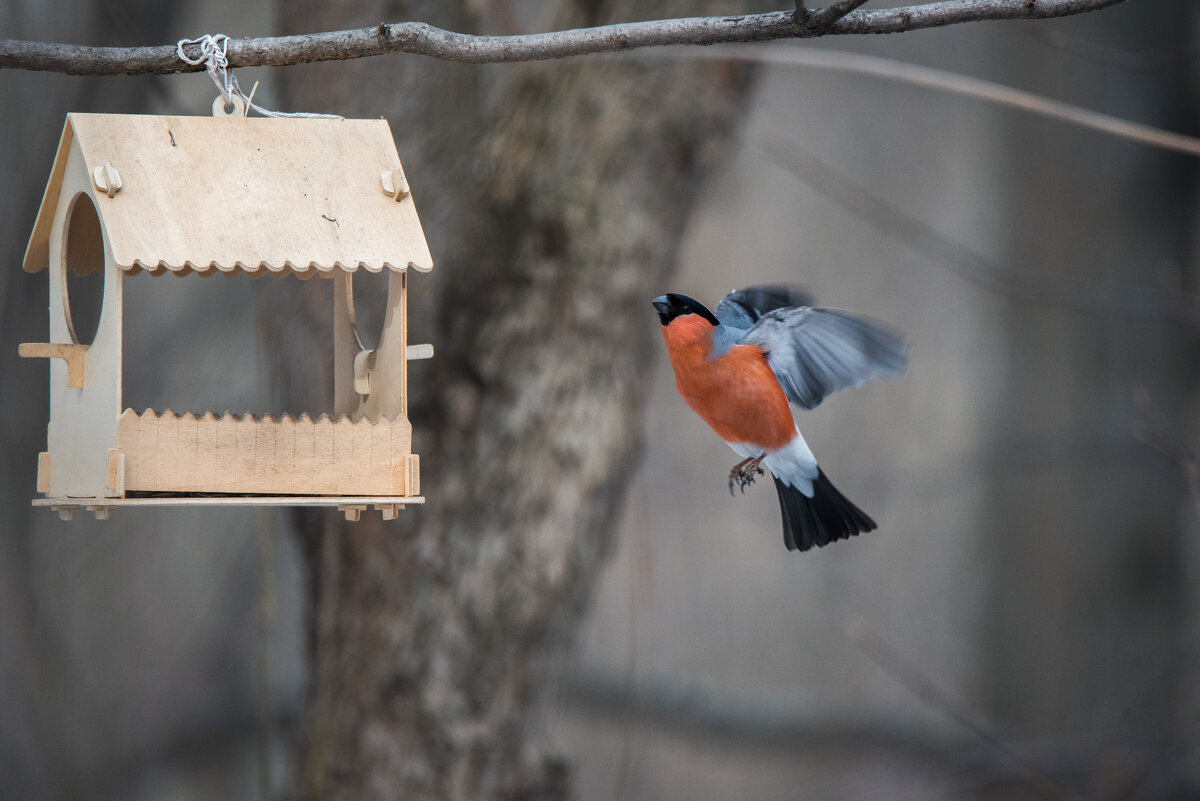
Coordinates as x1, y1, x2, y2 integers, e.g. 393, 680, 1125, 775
19, 343, 88, 388
35, 496, 424, 508
115, 409, 416, 496
335, 269, 423, 422
24, 114, 434, 276
23, 117, 76, 274
36, 452, 50, 493
42, 137, 123, 499
106, 449, 125, 495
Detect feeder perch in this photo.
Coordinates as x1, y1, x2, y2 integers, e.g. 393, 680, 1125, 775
19, 112, 434, 520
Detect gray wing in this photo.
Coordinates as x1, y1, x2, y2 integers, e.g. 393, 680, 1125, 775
743, 307, 908, 410
712, 284, 817, 354
714, 284, 817, 330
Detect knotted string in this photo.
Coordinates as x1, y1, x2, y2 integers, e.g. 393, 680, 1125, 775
176, 34, 342, 119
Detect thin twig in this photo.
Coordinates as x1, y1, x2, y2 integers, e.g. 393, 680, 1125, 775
702, 45, 1200, 159
851, 622, 1076, 800
758, 135, 1200, 326
0, 0, 1128, 76
1028, 27, 1200, 70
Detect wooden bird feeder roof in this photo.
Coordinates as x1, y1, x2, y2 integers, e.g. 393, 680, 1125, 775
23, 112, 434, 277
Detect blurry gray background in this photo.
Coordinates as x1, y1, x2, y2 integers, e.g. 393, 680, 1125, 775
2, 1, 1198, 799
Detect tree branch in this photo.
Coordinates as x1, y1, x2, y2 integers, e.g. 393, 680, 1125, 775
0, 0, 1128, 76
798, 0, 874, 36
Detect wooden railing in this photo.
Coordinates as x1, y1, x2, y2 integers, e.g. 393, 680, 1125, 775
114, 409, 418, 496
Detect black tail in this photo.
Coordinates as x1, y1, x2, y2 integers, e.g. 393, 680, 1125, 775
773, 469, 877, 552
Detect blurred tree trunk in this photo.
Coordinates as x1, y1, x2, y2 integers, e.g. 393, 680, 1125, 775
269, 2, 755, 798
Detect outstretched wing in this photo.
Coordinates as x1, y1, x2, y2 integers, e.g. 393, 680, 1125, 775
712, 284, 817, 355
744, 307, 908, 410
714, 284, 817, 331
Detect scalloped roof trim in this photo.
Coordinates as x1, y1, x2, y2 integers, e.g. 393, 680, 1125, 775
121, 259, 430, 277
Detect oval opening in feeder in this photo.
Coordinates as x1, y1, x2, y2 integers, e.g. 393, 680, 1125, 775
61, 192, 105, 345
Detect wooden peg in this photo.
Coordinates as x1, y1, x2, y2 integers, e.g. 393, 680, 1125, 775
87, 505, 111, 520
244, 81, 259, 116
380, 168, 409, 200
52, 505, 80, 521
19, 342, 88, 388
91, 163, 122, 197
405, 344, 434, 361
353, 348, 376, 395
338, 503, 367, 522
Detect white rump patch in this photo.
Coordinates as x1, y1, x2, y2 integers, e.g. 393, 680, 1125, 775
729, 431, 819, 497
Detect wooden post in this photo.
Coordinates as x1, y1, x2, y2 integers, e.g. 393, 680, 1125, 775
43, 148, 123, 498
333, 272, 358, 418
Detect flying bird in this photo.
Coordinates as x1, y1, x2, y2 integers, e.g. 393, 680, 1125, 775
651, 285, 907, 552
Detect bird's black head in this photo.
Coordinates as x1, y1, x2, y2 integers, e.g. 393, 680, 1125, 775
651, 293, 719, 327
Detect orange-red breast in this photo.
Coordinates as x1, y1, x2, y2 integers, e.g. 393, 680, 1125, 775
651, 285, 907, 552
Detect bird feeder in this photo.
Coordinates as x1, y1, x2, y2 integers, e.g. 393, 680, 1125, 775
19, 112, 433, 521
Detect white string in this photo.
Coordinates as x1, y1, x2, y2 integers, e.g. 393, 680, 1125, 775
176, 34, 342, 119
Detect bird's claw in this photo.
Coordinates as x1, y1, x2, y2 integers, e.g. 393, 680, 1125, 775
727, 458, 766, 496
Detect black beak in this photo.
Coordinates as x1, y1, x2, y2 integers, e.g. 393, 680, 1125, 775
652, 296, 674, 325
652, 292, 718, 327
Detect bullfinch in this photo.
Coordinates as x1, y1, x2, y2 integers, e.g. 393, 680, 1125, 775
651, 285, 907, 552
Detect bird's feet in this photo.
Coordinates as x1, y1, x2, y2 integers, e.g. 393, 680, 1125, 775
728, 455, 766, 496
